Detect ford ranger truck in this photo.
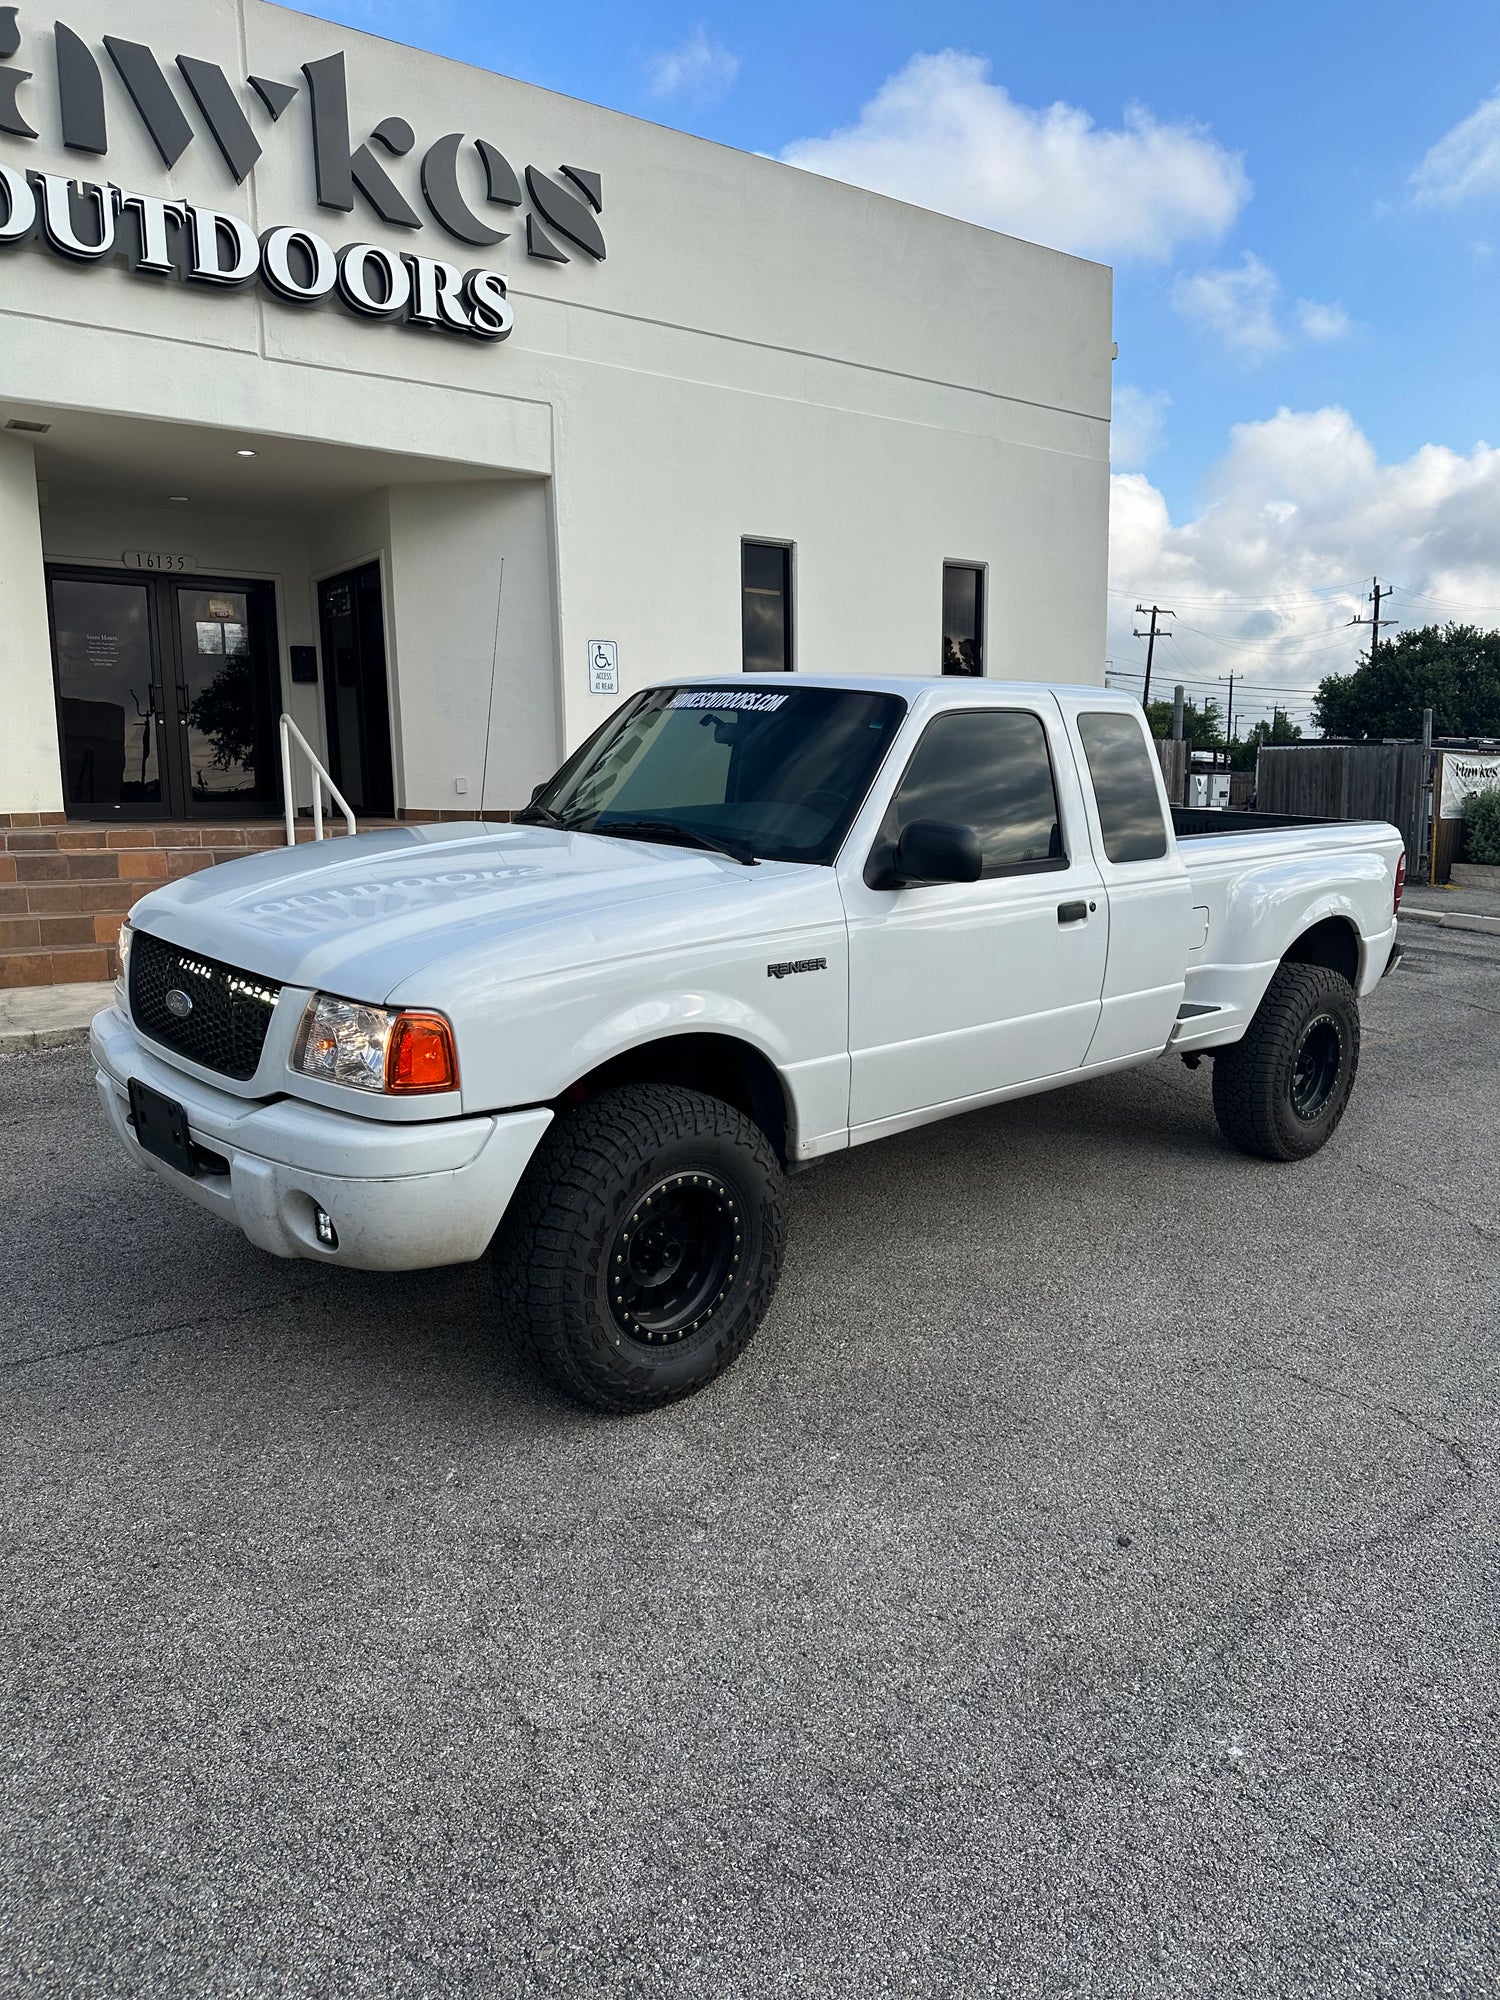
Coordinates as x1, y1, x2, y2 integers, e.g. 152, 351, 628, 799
91, 678, 1405, 1411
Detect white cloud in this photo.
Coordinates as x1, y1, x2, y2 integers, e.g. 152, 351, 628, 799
1108, 406, 1500, 728
1410, 87, 1500, 205
645, 27, 740, 105
1173, 252, 1285, 357
1111, 385, 1170, 469
1295, 298, 1352, 342
779, 50, 1248, 262
1172, 253, 1350, 363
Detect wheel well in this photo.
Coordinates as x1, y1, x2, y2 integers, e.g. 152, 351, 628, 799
557, 1034, 791, 1164
1283, 915, 1360, 988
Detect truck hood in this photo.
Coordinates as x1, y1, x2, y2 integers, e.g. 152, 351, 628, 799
126, 822, 825, 1003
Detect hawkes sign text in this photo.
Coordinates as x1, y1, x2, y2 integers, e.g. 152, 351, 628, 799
0, 8, 608, 341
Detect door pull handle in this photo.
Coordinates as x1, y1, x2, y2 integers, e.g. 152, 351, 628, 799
1057, 900, 1089, 924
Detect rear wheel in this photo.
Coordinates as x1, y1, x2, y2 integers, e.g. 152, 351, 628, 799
491, 1083, 787, 1411
1211, 961, 1361, 1162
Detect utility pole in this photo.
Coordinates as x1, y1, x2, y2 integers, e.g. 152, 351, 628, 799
1133, 603, 1174, 710
1220, 672, 1236, 747
1349, 577, 1396, 664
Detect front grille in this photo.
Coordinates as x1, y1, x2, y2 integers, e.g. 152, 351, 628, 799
129, 930, 282, 1082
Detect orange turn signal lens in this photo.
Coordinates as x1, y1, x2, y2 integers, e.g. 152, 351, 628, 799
385, 1011, 459, 1093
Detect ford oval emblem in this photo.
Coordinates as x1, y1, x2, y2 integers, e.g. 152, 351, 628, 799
164, 987, 193, 1019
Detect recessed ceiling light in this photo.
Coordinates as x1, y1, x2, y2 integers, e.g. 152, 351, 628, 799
168, 494, 189, 503
236, 448, 257, 458
5, 418, 50, 433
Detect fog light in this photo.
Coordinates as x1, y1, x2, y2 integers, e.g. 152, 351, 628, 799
314, 1207, 338, 1248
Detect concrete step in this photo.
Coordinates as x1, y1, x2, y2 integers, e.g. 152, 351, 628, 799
0, 819, 403, 987
0, 820, 390, 855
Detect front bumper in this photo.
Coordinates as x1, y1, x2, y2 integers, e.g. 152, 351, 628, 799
91, 1006, 551, 1271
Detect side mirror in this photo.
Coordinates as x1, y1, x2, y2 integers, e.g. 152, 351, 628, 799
892, 819, 982, 886
530, 782, 548, 803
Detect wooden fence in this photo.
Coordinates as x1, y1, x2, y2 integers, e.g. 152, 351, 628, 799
1254, 743, 1429, 872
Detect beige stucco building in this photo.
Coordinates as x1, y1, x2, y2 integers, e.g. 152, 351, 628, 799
0, 0, 1112, 840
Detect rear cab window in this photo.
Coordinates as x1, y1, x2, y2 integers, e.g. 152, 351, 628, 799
1076, 712, 1170, 863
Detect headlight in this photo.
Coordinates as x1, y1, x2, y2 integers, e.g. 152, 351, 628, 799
294, 995, 458, 1094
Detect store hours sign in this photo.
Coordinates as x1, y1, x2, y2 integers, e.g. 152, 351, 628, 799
0, 10, 608, 342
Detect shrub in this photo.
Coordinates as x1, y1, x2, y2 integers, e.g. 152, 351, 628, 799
1462, 784, 1500, 865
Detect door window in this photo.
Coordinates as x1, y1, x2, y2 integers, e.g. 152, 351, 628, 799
50, 576, 161, 808
879, 710, 1065, 876
1076, 712, 1169, 862
175, 587, 278, 806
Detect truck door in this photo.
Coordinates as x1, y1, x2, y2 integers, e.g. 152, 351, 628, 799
1060, 700, 1194, 1065
841, 698, 1108, 1131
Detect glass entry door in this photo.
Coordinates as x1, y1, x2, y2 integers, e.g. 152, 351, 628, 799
48, 568, 283, 819
317, 563, 394, 817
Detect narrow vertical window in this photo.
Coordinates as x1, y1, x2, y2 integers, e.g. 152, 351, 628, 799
942, 563, 985, 676
742, 540, 793, 673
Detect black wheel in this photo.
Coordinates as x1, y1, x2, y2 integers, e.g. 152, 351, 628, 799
1211, 961, 1361, 1162
491, 1084, 787, 1412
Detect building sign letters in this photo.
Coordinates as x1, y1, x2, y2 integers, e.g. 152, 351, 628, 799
0, 9, 608, 343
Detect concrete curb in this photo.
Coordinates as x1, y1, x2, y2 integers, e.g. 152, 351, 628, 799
0, 982, 114, 1058
1400, 907, 1500, 936
0, 1023, 96, 1055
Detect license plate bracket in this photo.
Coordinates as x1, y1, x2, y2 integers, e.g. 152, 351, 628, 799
127, 1077, 198, 1178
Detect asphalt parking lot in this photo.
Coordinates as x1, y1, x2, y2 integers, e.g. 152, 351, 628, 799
2, 924, 1496, 2000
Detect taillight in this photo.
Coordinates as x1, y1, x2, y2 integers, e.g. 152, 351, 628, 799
1394, 852, 1406, 912
386, 1011, 459, 1093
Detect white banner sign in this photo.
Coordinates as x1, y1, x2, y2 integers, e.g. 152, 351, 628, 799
1439, 750, 1500, 818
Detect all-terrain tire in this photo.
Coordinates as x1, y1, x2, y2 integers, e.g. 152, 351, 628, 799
491, 1084, 787, 1412
1211, 961, 1361, 1162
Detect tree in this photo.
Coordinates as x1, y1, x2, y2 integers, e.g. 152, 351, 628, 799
1144, 695, 1224, 748
1315, 623, 1500, 739
1230, 710, 1302, 772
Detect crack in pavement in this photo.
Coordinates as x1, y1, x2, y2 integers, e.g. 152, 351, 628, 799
1354, 1157, 1500, 1242
1110, 1355, 1478, 1784
0, 1277, 344, 1374
1249, 1358, 1476, 1476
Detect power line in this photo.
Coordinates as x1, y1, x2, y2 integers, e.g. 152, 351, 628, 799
1386, 585, 1500, 615
1172, 622, 1363, 656
1107, 582, 1368, 607
1105, 661, 1326, 697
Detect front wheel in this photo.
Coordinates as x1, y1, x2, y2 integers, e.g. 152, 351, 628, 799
1211, 961, 1361, 1162
491, 1084, 787, 1412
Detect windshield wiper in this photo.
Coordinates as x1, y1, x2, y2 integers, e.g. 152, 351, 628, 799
589, 818, 759, 866
512, 801, 567, 827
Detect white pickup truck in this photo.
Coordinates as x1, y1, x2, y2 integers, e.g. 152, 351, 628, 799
92, 676, 1405, 1410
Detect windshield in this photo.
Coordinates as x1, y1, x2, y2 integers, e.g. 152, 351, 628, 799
530, 685, 908, 864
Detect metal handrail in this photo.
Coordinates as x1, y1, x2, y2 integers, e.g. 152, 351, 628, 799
279, 713, 356, 846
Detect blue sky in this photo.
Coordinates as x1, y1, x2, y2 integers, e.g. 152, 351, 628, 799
307, 0, 1500, 730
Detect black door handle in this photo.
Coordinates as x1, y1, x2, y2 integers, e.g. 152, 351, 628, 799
1057, 900, 1088, 924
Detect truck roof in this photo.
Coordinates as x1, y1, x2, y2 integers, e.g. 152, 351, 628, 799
661, 674, 1137, 707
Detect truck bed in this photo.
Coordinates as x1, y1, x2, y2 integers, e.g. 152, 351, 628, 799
1171, 807, 1342, 839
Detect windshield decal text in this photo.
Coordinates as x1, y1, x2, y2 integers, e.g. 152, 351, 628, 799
668, 690, 790, 712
